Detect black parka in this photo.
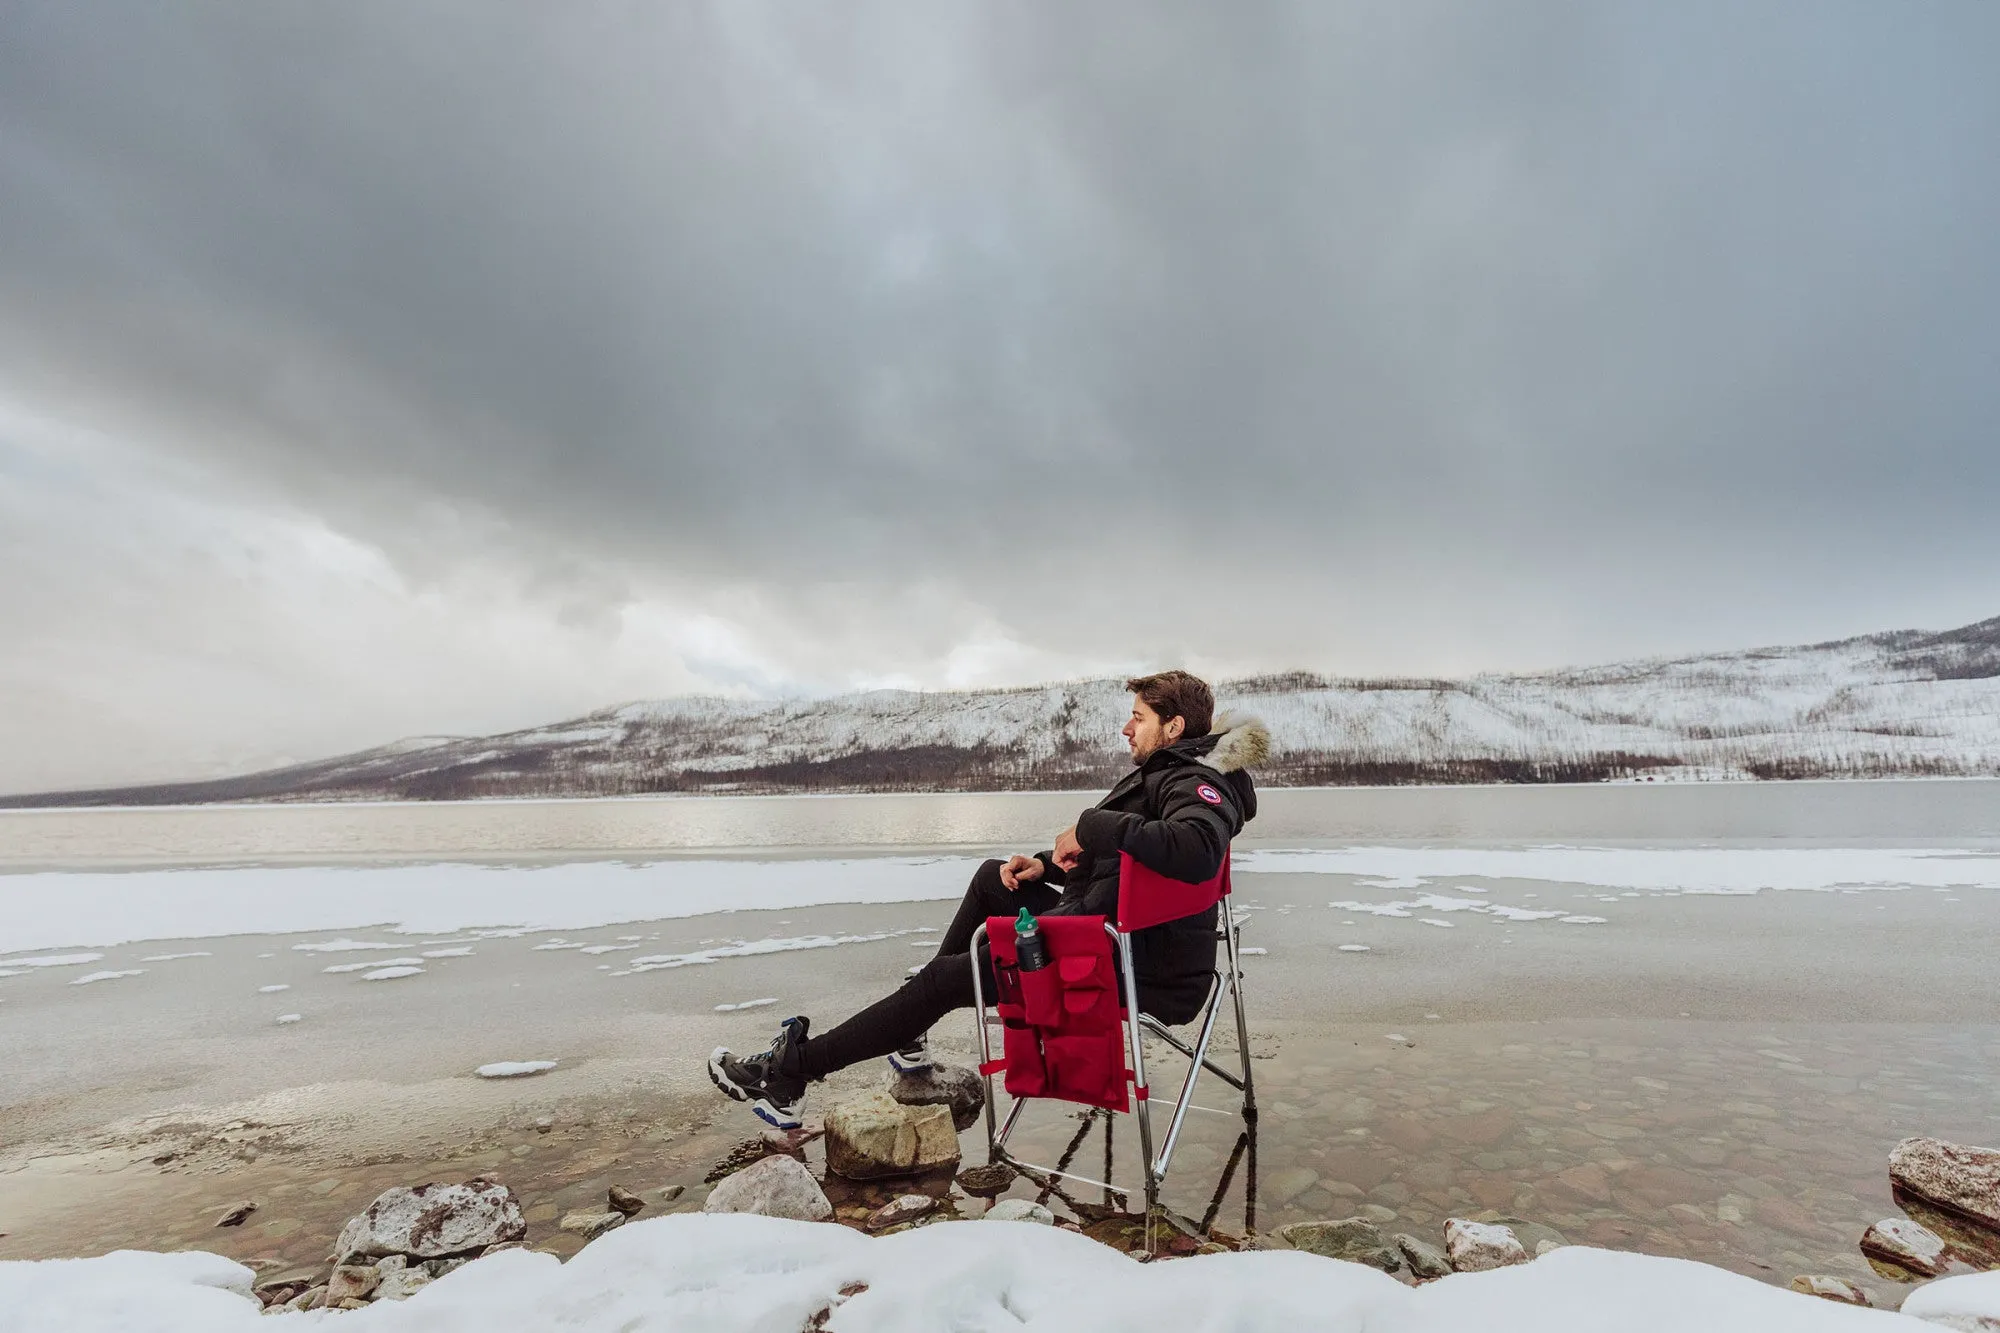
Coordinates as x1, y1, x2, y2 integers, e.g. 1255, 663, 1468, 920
1032, 717, 1263, 1025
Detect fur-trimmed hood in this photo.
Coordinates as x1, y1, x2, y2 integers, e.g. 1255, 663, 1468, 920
1200, 711, 1271, 774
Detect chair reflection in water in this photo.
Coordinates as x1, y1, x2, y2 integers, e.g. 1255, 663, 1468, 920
969, 850, 1257, 1242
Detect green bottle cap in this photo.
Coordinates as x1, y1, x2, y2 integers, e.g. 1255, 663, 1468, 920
1016, 906, 1036, 932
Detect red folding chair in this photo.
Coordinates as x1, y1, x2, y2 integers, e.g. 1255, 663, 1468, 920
969, 850, 1256, 1218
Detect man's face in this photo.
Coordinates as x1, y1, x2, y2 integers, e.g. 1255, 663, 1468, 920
1122, 696, 1183, 763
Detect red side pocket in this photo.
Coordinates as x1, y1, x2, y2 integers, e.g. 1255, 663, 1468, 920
1001, 1023, 1047, 1098
1019, 965, 1064, 1029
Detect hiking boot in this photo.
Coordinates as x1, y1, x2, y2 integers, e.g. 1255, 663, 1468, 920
709, 1016, 810, 1129
887, 1035, 933, 1075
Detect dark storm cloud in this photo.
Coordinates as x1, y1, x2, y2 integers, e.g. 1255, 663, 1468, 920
2, 1, 1998, 785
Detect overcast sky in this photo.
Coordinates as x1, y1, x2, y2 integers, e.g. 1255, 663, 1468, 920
3, 2, 1997, 792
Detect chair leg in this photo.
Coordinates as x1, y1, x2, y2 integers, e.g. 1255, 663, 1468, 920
1113, 926, 1158, 1218
1221, 896, 1257, 1118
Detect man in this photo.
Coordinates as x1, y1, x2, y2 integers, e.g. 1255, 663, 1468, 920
708, 670, 1268, 1129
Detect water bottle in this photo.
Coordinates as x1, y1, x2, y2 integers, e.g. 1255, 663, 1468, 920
1014, 907, 1050, 972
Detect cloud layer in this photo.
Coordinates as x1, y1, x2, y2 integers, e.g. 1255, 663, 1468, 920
2, 2, 1997, 790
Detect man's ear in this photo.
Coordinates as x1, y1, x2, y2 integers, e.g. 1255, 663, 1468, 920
1164, 715, 1184, 742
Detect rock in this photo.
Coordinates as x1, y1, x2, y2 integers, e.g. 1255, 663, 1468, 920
1892, 1138, 2000, 1234
1862, 1217, 1954, 1279
1277, 1218, 1401, 1271
479, 1241, 525, 1258
986, 1199, 1055, 1225
1396, 1233, 1453, 1280
866, 1194, 938, 1231
422, 1256, 472, 1278
374, 1265, 432, 1301
1790, 1275, 1872, 1306
1445, 1218, 1529, 1272
253, 1279, 313, 1308
822, 1090, 960, 1180
283, 1286, 327, 1312
762, 1116, 826, 1155
335, 1298, 370, 1311
703, 1153, 834, 1222
533, 1116, 554, 1133
888, 1063, 986, 1131
216, 1201, 258, 1228
956, 1163, 1017, 1197
1467, 1212, 1571, 1258
607, 1185, 646, 1217
333, 1179, 527, 1263
324, 1264, 379, 1305
1263, 1167, 1320, 1206
657, 1184, 687, 1204
559, 1210, 626, 1241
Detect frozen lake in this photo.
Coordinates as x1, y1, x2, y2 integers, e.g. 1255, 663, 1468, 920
2, 779, 1996, 1301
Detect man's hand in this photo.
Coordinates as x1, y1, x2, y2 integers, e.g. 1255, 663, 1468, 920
999, 854, 1045, 891
1052, 826, 1083, 872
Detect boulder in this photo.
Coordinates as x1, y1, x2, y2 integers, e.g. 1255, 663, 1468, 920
657, 1185, 687, 1205
324, 1264, 379, 1305
866, 1194, 938, 1232
762, 1116, 826, 1156
1277, 1218, 1401, 1271
1790, 1275, 1871, 1306
1445, 1218, 1528, 1272
334, 1179, 527, 1263
283, 1286, 328, 1312
823, 1090, 960, 1180
703, 1153, 834, 1222
888, 1064, 986, 1131
1862, 1217, 1953, 1279
559, 1210, 626, 1241
1396, 1233, 1453, 1281
607, 1186, 646, 1217
215, 1201, 257, 1228
1892, 1138, 2000, 1234
986, 1199, 1055, 1225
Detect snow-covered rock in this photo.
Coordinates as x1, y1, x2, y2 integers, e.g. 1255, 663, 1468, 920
823, 1090, 960, 1180
701, 1154, 833, 1222
1792, 1275, 1872, 1306
332, 1179, 527, 1264
1862, 1218, 1955, 1278
1892, 1139, 2000, 1234
1902, 1269, 2000, 1330
1445, 1217, 1529, 1272
983, 1199, 1054, 1225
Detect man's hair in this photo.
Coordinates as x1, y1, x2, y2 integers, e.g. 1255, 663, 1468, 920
1124, 671, 1215, 739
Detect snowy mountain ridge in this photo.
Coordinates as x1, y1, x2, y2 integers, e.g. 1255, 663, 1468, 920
7, 616, 1997, 805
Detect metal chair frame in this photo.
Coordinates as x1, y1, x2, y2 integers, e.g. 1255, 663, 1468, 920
968, 892, 1256, 1216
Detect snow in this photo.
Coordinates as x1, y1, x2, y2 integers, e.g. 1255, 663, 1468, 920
475, 1060, 557, 1078
422, 946, 476, 958
0, 1216, 1941, 1331
274, 1013, 301, 1024
610, 929, 927, 976
361, 965, 425, 981
1902, 1269, 2000, 1328
69, 969, 144, 985
1338, 944, 1371, 952
714, 997, 780, 1012
1243, 846, 2000, 896
1239, 947, 1268, 956
0, 858, 983, 955
257, 984, 290, 993
324, 957, 426, 973
139, 951, 211, 961
0, 952, 103, 969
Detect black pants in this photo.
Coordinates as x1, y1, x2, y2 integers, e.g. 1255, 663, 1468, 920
793, 859, 1060, 1080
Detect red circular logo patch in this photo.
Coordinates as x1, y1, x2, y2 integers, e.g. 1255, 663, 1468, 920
1196, 784, 1222, 806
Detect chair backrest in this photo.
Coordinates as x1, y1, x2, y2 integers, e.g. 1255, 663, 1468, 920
1115, 849, 1231, 934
